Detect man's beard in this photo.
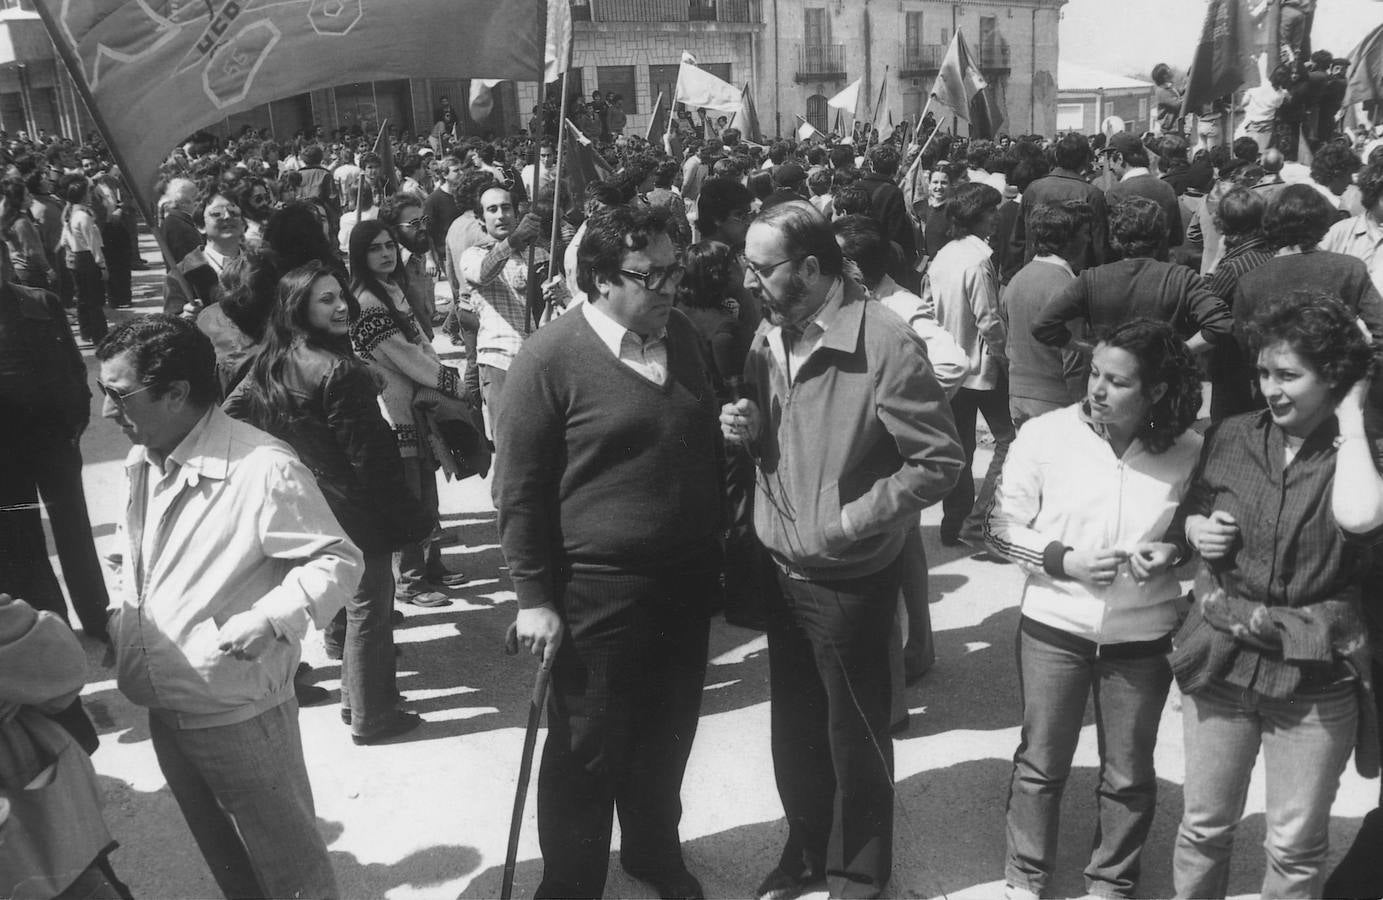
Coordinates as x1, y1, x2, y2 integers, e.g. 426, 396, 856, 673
759, 273, 809, 326
398, 230, 430, 254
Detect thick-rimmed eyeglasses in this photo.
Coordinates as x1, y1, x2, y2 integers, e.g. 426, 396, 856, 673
97, 380, 156, 410
618, 264, 685, 291
743, 254, 805, 281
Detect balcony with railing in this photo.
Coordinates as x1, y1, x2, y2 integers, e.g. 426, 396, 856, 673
900, 41, 1011, 76
574, 0, 759, 23
795, 44, 846, 82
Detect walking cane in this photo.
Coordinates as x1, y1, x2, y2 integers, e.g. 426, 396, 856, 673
500, 655, 552, 900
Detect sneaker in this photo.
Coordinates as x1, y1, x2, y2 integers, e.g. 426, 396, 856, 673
396, 590, 452, 608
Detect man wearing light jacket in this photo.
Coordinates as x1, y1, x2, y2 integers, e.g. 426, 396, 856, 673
721, 201, 963, 900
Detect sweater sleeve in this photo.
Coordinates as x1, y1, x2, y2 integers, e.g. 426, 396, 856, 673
492, 343, 565, 610
366, 314, 463, 399
1032, 274, 1087, 347
982, 419, 1062, 576
968, 258, 1006, 357
831, 329, 965, 543
1182, 270, 1233, 344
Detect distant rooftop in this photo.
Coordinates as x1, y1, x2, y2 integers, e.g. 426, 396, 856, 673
1058, 60, 1154, 92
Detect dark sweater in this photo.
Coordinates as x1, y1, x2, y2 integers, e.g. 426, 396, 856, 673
1031, 256, 1232, 348
493, 307, 722, 610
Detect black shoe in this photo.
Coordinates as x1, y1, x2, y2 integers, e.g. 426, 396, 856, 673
351, 711, 422, 745
391, 608, 404, 625
621, 863, 704, 900
755, 867, 824, 900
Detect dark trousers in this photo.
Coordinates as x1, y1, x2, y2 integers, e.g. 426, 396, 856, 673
70, 251, 107, 343
1323, 657, 1383, 898
535, 565, 715, 898
101, 222, 132, 308
942, 385, 1015, 538
767, 554, 902, 898
0, 430, 110, 635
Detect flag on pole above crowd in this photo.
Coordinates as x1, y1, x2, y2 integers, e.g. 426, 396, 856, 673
871, 67, 892, 142
1345, 22, 1383, 128
1180, 0, 1258, 115
646, 92, 669, 143
929, 29, 1003, 136
674, 59, 742, 114
729, 83, 763, 143
469, 79, 504, 123
796, 116, 824, 142
828, 77, 865, 121
546, 0, 574, 83
31, 0, 547, 217
561, 118, 612, 203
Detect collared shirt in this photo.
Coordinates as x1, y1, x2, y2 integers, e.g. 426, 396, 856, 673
766, 278, 844, 383
1032, 253, 1075, 277
928, 233, 1006, 390
113, 406, 361, 729
1120, 166, 1152, 182
201, 243, 238, 279
1322, 213, 1383, 294
582, 300, 668, 385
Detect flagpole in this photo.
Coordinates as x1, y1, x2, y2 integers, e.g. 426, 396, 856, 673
32, 1, 178, 274
548, 71, 572, 265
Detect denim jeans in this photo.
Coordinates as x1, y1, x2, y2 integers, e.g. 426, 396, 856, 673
149, 700, 337, 899
395, 457, 442, 597
943, 385, 1015, 539
1173, 679, 1357, 899
340, 552, 398, 735
1005, 619, 1172, 899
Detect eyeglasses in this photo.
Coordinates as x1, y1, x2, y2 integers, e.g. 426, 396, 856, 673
369, 240, 398, 252
205, 206, 242, 220
618, 263, 685, 291
404, 215, 431, 230
743, 254, 805, 281
97, 380, 156, 409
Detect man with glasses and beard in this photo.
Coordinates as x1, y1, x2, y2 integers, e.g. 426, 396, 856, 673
720, 201, 963, 900
496, 205, 722, 898
379, 191, 439, 338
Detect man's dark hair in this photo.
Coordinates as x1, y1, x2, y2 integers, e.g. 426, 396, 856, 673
379, 190, 427, 226
1029, 200, 1090, 256
833, 185, 872, 217
806, 146, 828, 166
868, 144, 901, 177
721, 127, 741, 147
753, 200, 844, 278
768, 141, 790, 165
828, 145, 854, 169
1113, 140, 1149, 169
455, 170, 498, 214
299, 144, 324, 166
653, 159, 680, 189
1359, 161, 1383, 212
471, 184, 513, 219
832, 214, 889, 288
359, 152, 381, 169
1310, 143, 1362, 193
1213, 186, 1265, 240
696, 176, 754, 235
946, 182, 1002, 230
1231, 136, 1260, 162
1052, 133, 1092, 172
1159, 134, 1189, 164
576, 205, 673, 295
1108, 196, 1167, 257
1263, 184, 1337, 250
966, 139, 995, 171
96, 314, 219, 406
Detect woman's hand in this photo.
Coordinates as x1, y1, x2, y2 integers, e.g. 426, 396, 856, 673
1187, 510, 1239, 560
1127, 542, 1178, 582
1064, 547, 1130, 586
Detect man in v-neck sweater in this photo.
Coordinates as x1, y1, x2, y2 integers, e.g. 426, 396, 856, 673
494, 205, 721, 899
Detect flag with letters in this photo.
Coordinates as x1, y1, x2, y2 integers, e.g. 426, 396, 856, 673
1181, 0, 1258, 115
33, 0, 545, 214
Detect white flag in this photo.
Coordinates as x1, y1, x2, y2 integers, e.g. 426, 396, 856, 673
469, 78, 503, 122
827, 77, 864, 117
674, 62, 742, 114
797, 118, 822, 141
546, 0, 574, 83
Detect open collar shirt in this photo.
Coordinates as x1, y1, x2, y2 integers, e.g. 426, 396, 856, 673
582, 300, 668, 385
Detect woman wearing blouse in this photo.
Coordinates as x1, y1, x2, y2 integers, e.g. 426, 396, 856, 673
985, 319, 1204, 900
348, 220, 469, 608
1169, 291, 1383, 899
57, 174, 104, 344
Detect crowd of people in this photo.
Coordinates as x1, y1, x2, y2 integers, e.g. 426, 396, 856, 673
6, 76, 1383, 900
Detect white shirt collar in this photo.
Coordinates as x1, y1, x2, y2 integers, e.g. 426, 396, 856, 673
582, 299, 664, 355
1121, 167, 1151, 182
1033, 254, 1075, 277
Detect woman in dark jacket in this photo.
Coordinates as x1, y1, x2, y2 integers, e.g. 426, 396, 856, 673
226, 260, 432, 745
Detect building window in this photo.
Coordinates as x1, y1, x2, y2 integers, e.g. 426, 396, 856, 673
598, 65, 638, 113
806, 93, 828, 133
905, 12, 923, 60
649, 64, 680, 113
805, 7, 830, 48
1057, 103, 1084, 132
1138, 97, 1149, 126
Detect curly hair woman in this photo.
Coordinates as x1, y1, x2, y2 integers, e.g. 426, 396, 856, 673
985, 318, 1205, 900
1169, 291, 1383, 899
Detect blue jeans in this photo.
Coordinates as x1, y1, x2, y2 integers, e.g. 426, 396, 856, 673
395, 457, 442, 597
1005, 619, 1172, 899
340, 552, 398, 735
1173, 679, 1357, 899
149, 700, 337, 899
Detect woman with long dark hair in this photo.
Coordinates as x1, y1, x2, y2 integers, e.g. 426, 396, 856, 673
348, 219, 469, 608
0, 174, 52, 289
226, 260, 431, 744
986, 319, 1205, 900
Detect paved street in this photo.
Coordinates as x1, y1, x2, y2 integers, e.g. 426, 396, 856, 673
47, 238, 1379, 899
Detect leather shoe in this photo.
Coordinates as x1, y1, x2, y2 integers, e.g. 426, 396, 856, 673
391, 608, 404, 625
756, 866, 824, 900
351, 711, 422, 745
426, 569, 470, 588
397, 590, 452, 608
621, 863, 704, 900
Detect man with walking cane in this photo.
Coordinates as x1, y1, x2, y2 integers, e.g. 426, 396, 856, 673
494, 204, 724, 899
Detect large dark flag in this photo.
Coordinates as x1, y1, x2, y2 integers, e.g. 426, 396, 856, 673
33, 0, 546, 215
1181, 0, 1258, 115
561, 118, 611, 210
1345, 23, 1383, 126
931, 30, 1003, 137
729, 83, 763, 144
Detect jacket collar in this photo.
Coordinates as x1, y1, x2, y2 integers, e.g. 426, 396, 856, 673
126, 406, 232, 486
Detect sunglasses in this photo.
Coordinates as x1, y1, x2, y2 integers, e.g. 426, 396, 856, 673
618, 263, 685, 291
404, 216, 431, 229
97, 380, 156, 409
